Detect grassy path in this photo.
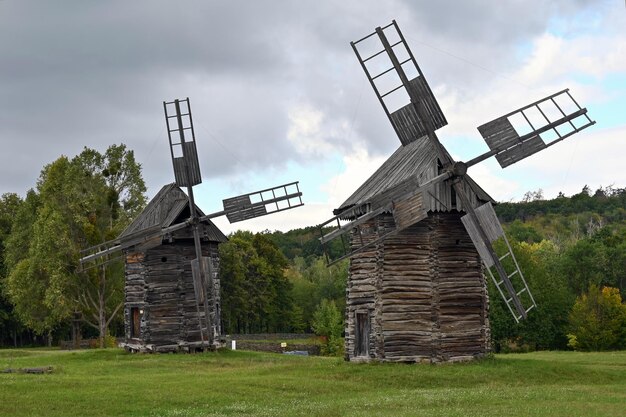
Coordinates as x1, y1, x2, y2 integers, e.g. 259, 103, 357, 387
1, 349, 624, 416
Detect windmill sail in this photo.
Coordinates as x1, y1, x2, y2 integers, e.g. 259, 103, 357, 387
351, 20, 447, 146
221, 182, 303, 223
164, 98, 202, 187
476, 89, 595, 168
460, 202, 536, 322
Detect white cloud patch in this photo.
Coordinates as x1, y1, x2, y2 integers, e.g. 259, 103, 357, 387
515, 124, 626, 199
320, 147, 387, 208
210, 143, 388, 234
287, 104, 329, 156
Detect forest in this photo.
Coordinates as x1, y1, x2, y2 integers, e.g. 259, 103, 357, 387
0, 146, 625, 352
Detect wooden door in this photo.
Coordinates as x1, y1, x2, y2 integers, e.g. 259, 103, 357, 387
131, 307, 141, 338
355, 312, 370, 357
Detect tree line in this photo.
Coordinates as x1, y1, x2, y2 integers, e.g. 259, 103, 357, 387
488, 187, 626, 351
265, 186, 626, 351
0, 143, 624, 351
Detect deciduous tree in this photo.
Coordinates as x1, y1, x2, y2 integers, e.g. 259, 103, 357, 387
3, 145, 146, 346
568, 285, 626, 351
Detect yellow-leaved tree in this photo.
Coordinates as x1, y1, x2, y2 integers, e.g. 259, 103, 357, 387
567, 285, 626, 351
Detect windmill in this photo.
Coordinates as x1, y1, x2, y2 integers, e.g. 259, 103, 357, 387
319, 21, 594, 362
80, 98, 303, 351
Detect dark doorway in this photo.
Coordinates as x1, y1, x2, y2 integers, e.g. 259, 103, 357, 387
355, 311, 370, 357
130, 307, 141, 338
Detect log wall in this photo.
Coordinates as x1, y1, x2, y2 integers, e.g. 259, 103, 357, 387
123, 239, 221, 352
345, 212, 489, 363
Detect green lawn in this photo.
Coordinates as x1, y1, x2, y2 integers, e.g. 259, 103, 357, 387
0, 348, 624, 417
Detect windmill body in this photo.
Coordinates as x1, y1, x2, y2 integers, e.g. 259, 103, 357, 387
120, 184, 227, 353
80, 98, 303, 353
320, 21, 595, 363
339, 137, 493, 362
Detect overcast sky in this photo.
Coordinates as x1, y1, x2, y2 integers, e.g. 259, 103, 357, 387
1, 0, 625, 233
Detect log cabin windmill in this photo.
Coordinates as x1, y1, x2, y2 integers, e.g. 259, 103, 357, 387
80, 98, 303, 352
319, 21, 595, 363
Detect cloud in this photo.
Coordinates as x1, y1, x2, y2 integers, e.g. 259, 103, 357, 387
0, 0, 622, 235
320, 147, 388, 208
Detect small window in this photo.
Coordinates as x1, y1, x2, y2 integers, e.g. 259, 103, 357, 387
451, 187, 457, 209
130, 307, 142, 338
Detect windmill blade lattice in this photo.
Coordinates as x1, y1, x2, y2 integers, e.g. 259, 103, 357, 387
164, 98, 202, 187
460, 201, 536, 322
471, 89, 595, 168
351, 20, 447, 146
222, 182, 303, 223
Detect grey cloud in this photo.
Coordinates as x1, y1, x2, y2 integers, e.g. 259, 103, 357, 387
0, 0, 606, 197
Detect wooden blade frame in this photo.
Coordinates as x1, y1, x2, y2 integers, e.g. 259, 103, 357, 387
470, 89, 596, 169
351, 20, 447, 146
222, 182, 303, 223
79, 223, 186, 266
456, 187, 536, 321
164, 97, 212, 347
164, 98, 202, 187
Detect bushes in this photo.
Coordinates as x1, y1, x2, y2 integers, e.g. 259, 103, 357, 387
567, 285, 626, 351
311, 299, 344, 356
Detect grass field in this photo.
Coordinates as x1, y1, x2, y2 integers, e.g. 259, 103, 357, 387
1, 348, 624, 417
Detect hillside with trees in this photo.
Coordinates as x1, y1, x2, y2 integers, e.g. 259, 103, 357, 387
263, 185, 626, 352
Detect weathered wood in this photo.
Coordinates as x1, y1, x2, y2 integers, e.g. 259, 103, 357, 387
345, 212, 489, 363
1, 366, 53, 374
121, 234, 223, 352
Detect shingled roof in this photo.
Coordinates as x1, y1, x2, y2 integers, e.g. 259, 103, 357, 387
336, 135, 493, 215
120, 183, 227, 243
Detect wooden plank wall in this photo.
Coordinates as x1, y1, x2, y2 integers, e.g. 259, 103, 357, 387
345, 212, 490, 363
381, 216, 433, 362
434, 214, 489, 362
124, 252, 146, 341
344, 218, 383, 360
123, 240, 221, 351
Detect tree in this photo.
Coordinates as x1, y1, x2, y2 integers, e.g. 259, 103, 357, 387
0, 193, 31, 346
71, 145, 146, 347
219, 235, 250, 334
560, 239, 609, 295
219, 231, 295, 334
489, 239, 574, 351
311, 299, 343, 356
567, 285, 626, 351
3, 145, 146, 346
506, 219, 543, 243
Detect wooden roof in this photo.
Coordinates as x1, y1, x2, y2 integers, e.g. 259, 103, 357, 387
336, 136, 493, 215
120, 183, 227, 243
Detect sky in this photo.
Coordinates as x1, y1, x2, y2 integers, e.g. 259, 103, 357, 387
1, 0, 625, 234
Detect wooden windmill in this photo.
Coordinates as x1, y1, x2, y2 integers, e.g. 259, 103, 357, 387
80, 98, 303, 352
319, 21, 594, 362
